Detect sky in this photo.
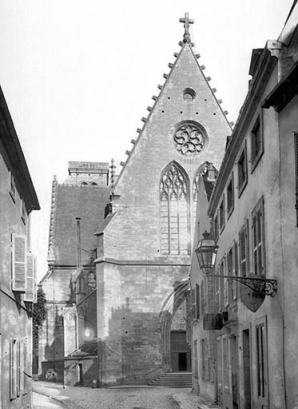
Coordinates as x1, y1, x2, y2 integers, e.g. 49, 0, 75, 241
0, 0, 294, 279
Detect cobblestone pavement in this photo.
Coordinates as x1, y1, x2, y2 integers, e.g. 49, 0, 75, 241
33, 391, 65, 409
33, 382, 218, 409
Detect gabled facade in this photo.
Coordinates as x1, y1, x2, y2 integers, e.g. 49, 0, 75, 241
95, 15, 231, 386
191, 2, 298, 408
0, 86, 40, 408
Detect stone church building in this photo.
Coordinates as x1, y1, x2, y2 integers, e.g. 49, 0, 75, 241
39, 14, 231, 386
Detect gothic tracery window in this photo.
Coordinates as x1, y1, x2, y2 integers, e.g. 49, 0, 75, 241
160, 162, 190, 255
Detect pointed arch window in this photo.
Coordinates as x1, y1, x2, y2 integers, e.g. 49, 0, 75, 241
160, 162, 190, 255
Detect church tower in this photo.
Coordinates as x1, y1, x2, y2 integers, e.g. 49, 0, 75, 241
95, 13, 232, 385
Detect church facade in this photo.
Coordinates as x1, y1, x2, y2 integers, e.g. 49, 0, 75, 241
39, 14, 231, 386
94, 15, 231, 385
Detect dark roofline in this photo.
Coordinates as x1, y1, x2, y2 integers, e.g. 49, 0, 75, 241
0, 86, 40, 211
262, 61, 298, 112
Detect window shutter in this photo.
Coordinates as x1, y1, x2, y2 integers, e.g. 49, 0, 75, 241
195, 284, 200, 319
16, 341, 21, 397
233, 241, 238, 300
10, 340, 17, 400
12, 234, 27, 293
239, 226, 247, 277
191, 288, 196, 319
23, 338, 28, 392
252, 200, 265, 277
24, 253, 35, 302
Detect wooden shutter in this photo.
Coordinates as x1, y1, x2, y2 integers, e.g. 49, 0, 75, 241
195, 284, 200, 319
23, 338, 28, 392
16, 341, 21, 397
24, 253, 35, 302
12, 234, 27, 293
233, 241, 238, 300
10, 340, 17, 400
252, 199, 265, 277
191, 288, 196, 319
239, 224, 248, 277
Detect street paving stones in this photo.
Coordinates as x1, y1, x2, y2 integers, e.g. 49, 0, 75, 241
33, 382, 218, 409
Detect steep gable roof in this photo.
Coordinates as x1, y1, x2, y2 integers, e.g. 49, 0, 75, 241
115, 18, 232, 190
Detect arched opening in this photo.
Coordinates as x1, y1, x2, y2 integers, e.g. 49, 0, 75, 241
159, 161, 190, 255
159, 279, 191, 373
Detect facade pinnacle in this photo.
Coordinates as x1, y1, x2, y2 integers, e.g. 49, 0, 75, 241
179, 12, 194, 43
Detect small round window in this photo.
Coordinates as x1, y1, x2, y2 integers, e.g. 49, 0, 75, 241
183, 88, 196, 101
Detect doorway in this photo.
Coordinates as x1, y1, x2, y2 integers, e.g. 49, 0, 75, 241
178, 352, 187, 371
243, 329, 251, 409
170, 331, 191, 372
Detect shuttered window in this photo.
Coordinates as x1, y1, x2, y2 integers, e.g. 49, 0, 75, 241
201, 338, 209, 380
233, 241, 238, 300
194, 340, 198, 378
24, 253, 36, 302
11, 234, 27, 293
191, 288, 196, 319
252, 197, 265, 277
160, 162, 190, 255
195, 284, 200, 319
10, 340, 17, 400
239, 222, 249, 277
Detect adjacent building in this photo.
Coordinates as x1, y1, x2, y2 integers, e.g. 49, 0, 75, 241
0, 86, 40, 408
38, 162, 111, 384
191, 2, 298, 408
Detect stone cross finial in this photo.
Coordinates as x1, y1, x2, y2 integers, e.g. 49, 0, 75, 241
179, 13, 194, 43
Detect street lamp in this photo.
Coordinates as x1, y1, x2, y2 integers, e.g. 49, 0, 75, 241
195, 231, 277, 297
195, 230, 218, 274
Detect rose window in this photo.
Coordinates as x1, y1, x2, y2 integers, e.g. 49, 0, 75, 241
174, 122, 206, 156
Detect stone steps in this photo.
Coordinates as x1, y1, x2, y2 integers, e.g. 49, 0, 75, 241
149, 372, 192, 388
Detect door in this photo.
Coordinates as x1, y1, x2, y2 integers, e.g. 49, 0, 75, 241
231, 335, 239, 409
256, 321, 268, 409
170, 331, 191, 372
243, 329, 251, 409
178, 352, 187, 371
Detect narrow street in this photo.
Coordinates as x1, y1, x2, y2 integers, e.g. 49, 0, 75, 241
32, 382, 215, 409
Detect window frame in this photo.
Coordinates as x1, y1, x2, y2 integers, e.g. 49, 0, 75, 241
239, 221, 249, 277
219, 194, 225, 233
237, 141, 248, 197
251, 113, 264, 173
251, 196, 265, 277
226, 172, 234, 218
195, 284, 200, 319
214, 212, 219, 242
9, 172, 16, 203
201, 338, 209, 381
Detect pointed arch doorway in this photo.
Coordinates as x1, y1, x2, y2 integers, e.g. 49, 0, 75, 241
159, 279, 192, 373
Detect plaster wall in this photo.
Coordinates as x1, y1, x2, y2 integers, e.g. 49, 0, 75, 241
278, 94, 298, 409
0, 151, 33, 409
211, 66, 288, 408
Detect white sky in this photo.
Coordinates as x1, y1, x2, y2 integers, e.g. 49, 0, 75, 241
0, 0, 294, 279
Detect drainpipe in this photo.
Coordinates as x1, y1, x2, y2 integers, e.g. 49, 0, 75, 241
76, 217, 82, 273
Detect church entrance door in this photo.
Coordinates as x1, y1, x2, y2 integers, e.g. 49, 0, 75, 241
170, 331, 191, 372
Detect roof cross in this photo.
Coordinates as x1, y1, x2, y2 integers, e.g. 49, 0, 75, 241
179, 13, 194, 43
